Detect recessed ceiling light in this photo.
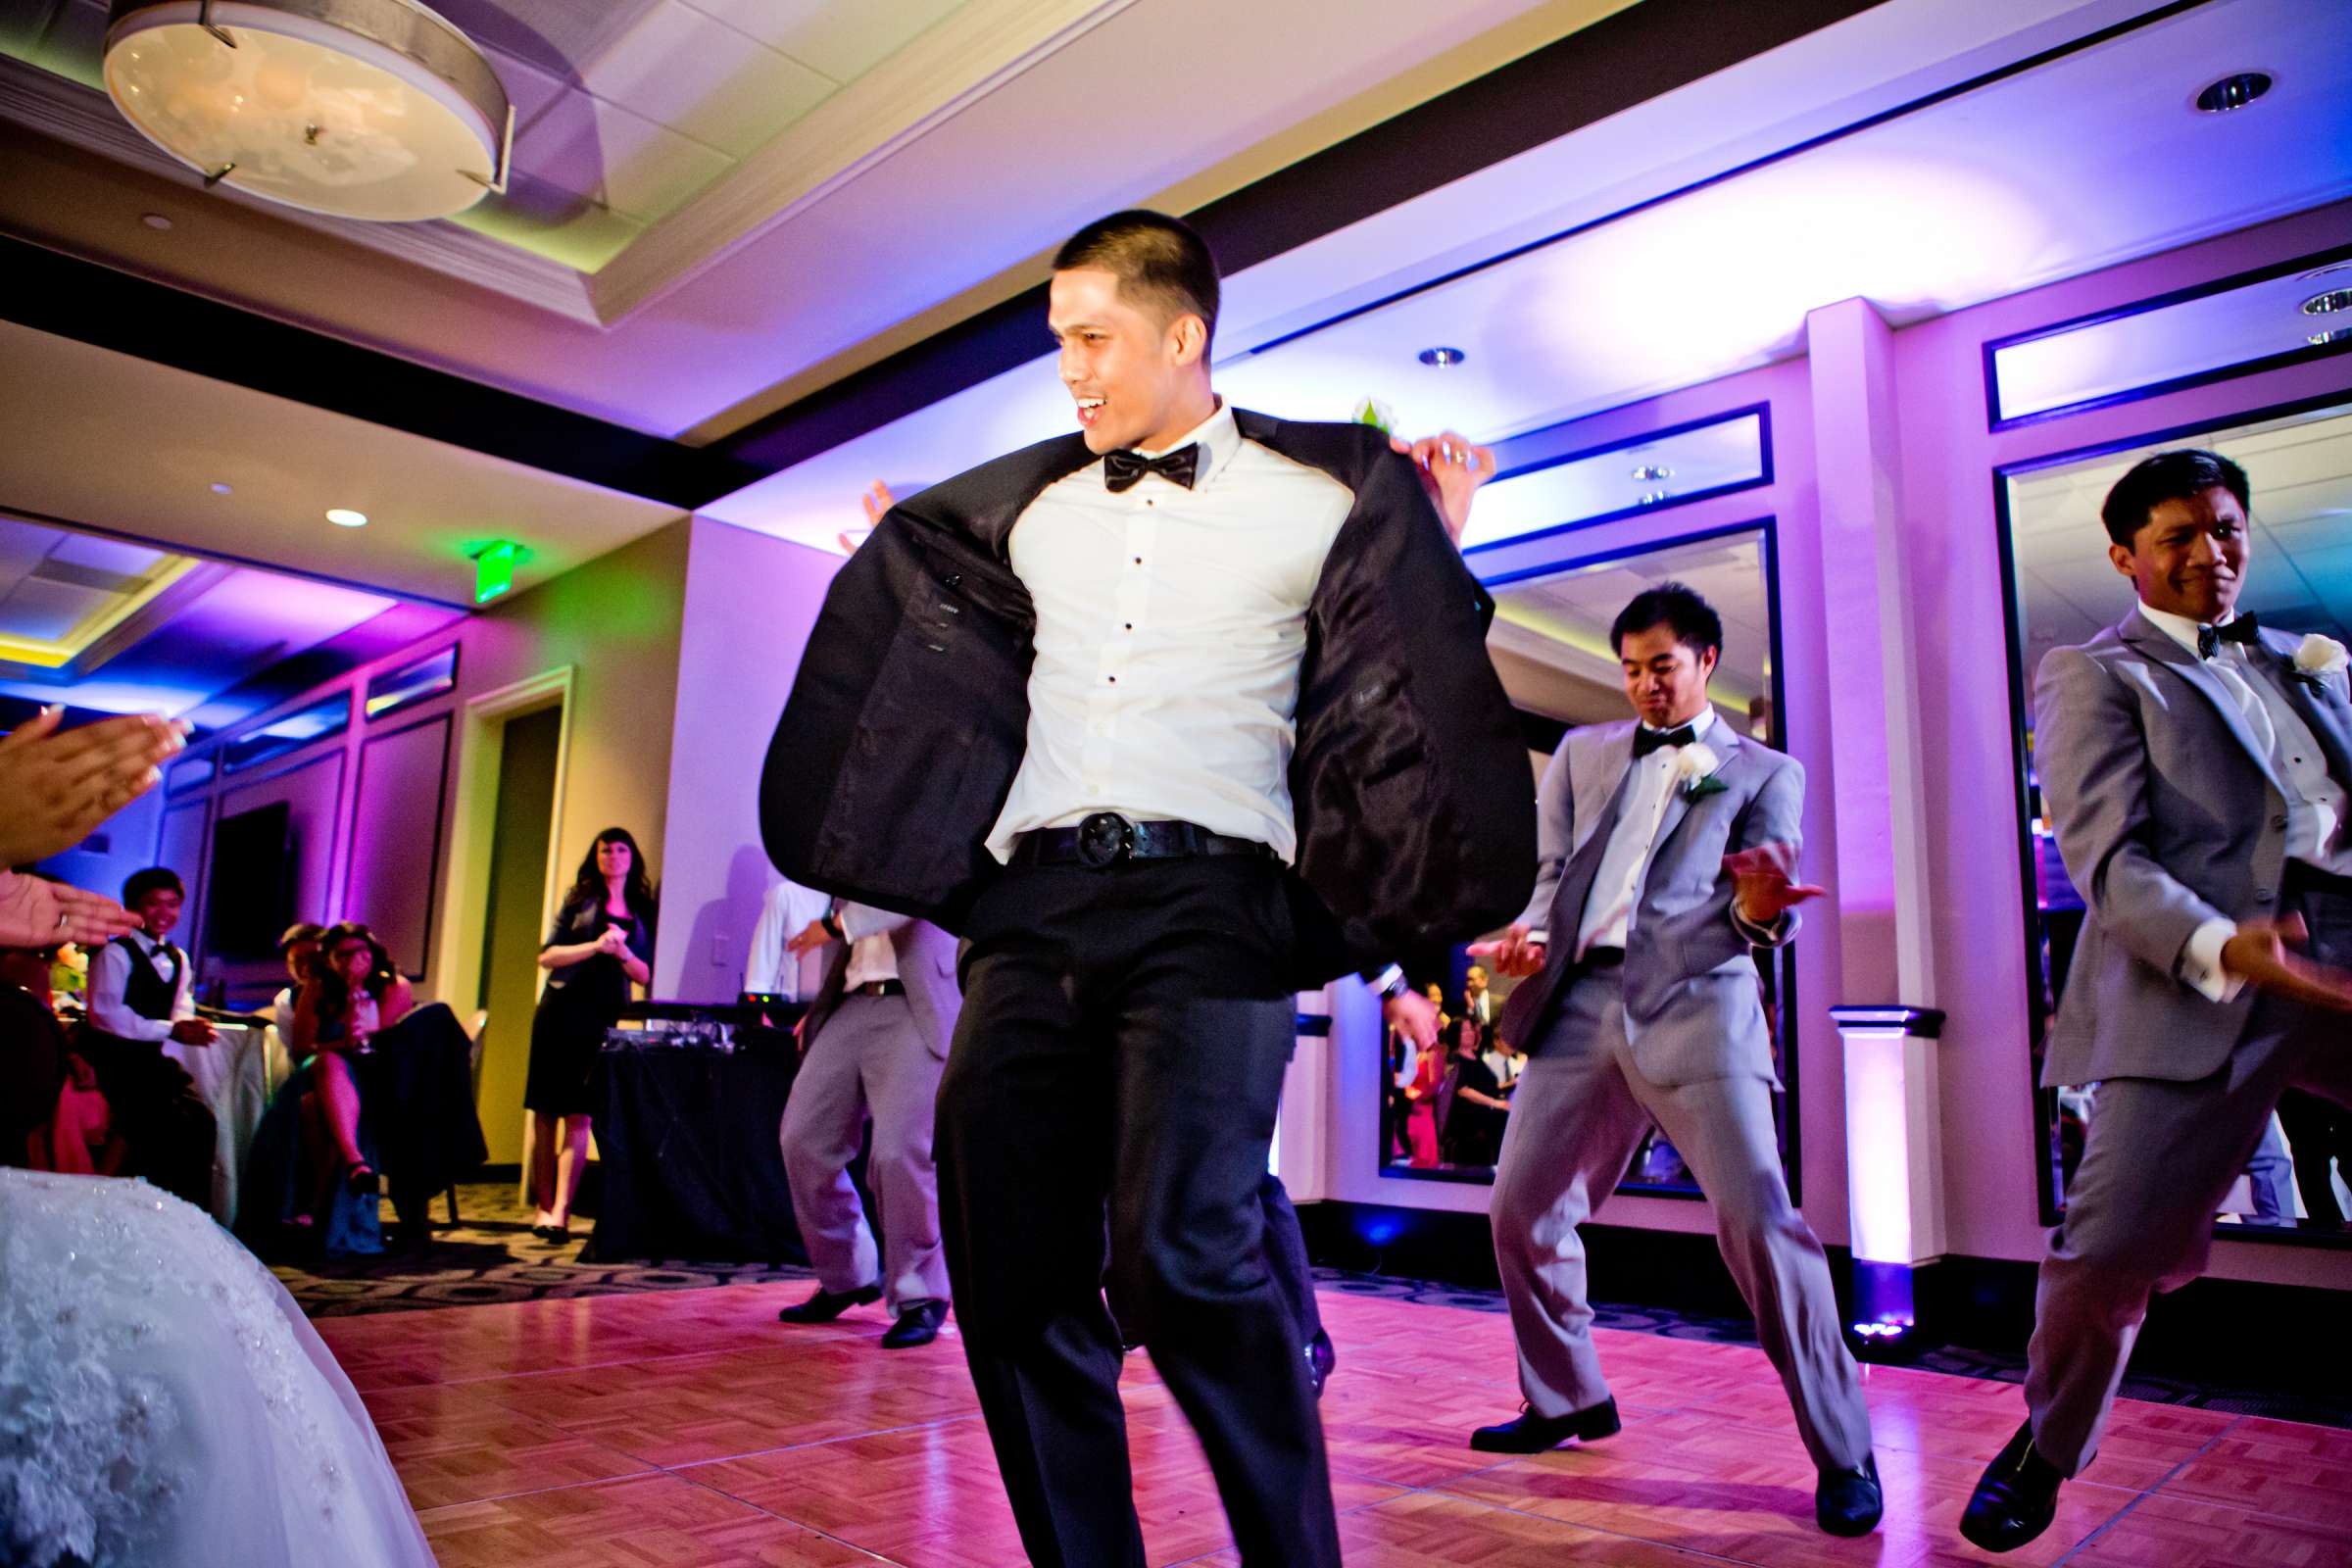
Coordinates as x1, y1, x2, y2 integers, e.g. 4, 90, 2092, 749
325, 508, 368, 527
141, 212, 172, 230
1416, 346, 1467, 368
208, 481, 231, 495
2301, 289, 2352, 317
1637, 490, 1671, 506
2312, 328, 2351, 348
2193, 73, 2272, 114
1630, 464, 1674, 481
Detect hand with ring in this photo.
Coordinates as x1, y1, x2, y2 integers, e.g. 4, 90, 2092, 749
0, 870, 140, 948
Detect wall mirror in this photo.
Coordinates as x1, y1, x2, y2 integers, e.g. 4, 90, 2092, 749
2001, 398, 2352, 1238
1379, 519, 1797, 1200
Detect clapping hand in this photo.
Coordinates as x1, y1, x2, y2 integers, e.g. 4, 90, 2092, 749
595, 926, 630, 958
2223, 915, 2352, 1012
0, 872, 140, 948
1724, 843, 1826, 927
1468, 923, 1547, 979
1392, 430, 1495, 545
841, 481, 897, 554
0, 709, 188, 866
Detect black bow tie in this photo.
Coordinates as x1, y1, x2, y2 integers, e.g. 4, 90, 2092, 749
2197, 614, 2261, 661
1632, 723, 1698, 758
1102, 444, 1200, 494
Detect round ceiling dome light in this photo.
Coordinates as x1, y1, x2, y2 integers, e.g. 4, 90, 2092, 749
2192, 72, 2272, 114
325, 508, 368, 527
103, 0, 512, 222
1417, 346, 1468, 368
2301, 288, 2352, 318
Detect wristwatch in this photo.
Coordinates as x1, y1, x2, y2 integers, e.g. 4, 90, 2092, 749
820, 908, 846, 942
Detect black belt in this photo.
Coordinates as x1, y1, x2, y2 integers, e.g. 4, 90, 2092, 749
2284, 861, 2352, 902
1010, 812, 1272, 869
850, 979, 905, 998
1582, 947, 1626, 969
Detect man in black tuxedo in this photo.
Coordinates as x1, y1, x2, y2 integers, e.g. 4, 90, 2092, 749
764, 210, 1533, 1567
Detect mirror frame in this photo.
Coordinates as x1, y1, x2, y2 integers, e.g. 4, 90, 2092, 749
1379, 512, 1800, 1203
1994, 385, 2352, 1242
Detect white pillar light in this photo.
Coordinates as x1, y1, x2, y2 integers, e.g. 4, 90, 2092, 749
104, 0, 512, 222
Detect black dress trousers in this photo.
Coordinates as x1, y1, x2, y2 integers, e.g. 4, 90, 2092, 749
935, 855, 1341, 1568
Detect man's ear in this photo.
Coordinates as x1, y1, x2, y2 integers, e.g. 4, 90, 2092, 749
1167, 313, 1208, 368
2106, 541, 2139, 583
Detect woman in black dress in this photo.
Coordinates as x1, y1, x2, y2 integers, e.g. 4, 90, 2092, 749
525, 826, 655, 1242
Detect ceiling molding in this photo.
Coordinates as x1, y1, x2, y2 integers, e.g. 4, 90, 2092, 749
588, 0, 1140, 325
0, 52, 603, 325
709, 0, 1887, 475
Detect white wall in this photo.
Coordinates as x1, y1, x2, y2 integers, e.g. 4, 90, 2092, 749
654, 516, 844, 1003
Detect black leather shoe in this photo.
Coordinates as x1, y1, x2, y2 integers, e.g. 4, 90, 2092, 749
1961, 1422, 2064, 1552
777, 1282, 882, 1324
1305, 1330, 1337, 1398
1469, 1397, 1621, 1452
880, 1298, 949, 1348
1815, 1453, 1883, 1537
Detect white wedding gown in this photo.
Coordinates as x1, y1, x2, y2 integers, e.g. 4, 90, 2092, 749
0, 1170, 435, 1567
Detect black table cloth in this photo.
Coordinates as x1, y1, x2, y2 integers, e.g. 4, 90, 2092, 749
583, 1034, 816, 1264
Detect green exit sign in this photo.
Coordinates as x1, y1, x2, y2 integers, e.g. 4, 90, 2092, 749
472, 540, 519, 603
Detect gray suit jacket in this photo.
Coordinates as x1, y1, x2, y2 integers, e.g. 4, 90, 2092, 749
2036, 612, 2352, 1087
803, 906, 962, 1060
1496, 718, 1801, 1086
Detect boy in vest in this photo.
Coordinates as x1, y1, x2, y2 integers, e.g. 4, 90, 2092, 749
81, 866, 217, 1207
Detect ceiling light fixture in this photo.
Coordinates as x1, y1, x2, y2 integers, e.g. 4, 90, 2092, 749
325, 508, 368, 527
2192, 72, 2273, 114
102, 0, 513, 222
469, 540, 519, 603
1629, 464, 1674, 481
2312, 328, 2351, 348
1638, 490, 1671, 506
1416, 346, 1468, 368
209, 481, 232, 494
2301, 289, 2352, 317
140, 212, 173, 229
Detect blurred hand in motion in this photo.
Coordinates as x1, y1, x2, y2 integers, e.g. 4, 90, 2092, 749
1392, 430, 1496, 545
785, 918, 836, 957
1724, 842, 1826, 928
1468, 924, 1546, 979
0, 871, 139, 948
840, 481, 898, 554
2224, 914, 2352, 1012
1382, 987, 1439, 1050
0, 708, 187, 865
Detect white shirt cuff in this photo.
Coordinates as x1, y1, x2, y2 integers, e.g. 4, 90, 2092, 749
2179, 918, 2244, 1003
1525, 930, 1548, 949
1367, 963, 1404, 998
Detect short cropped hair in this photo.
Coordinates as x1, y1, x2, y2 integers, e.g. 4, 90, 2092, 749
1054, 210, 1221, 348
1610, 582, 1725, 661
122, 866, 183, 906
277, 921, 324, 954
2099, 449, 2251, 549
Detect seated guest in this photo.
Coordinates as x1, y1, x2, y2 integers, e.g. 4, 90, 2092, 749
77, 866, 217, 1207
0, 939, 122, 1174
241, 922, 412, 1255
267, 920, 325, 1026
1438, 1017, 1510, 1166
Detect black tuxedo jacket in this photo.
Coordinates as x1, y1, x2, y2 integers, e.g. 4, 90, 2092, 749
760, 409, 1536, 984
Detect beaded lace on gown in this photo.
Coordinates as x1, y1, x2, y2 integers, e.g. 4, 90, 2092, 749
0, 1170, 433, 1567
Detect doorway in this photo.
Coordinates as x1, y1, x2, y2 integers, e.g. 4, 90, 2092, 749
475, 705, 562, 1166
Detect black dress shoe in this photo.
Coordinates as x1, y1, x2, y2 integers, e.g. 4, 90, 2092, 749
1816, 1454, 1883, 1537
1961, 1421, 2064, 1552
1305, 1330, 1337, 1398
880, 1298, 949, 1348
1469, 1397, 1621, 1452
777, 1282, 883, 1324
345, 1163, 380, 1198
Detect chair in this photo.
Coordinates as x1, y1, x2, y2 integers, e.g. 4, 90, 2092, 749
441, 1009, 488, 1228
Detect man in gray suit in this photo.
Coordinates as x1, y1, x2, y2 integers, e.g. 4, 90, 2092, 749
774, 902, 962, 1348
1473, 583, 1882, 1538
1962, 449, 2352, 1550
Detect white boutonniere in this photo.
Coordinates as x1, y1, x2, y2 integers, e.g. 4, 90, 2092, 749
2293, 634, 2350, 683
1674, 742, 1728, 798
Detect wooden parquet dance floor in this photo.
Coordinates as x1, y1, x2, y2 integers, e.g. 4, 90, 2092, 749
321, 1282, 2352, 1566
